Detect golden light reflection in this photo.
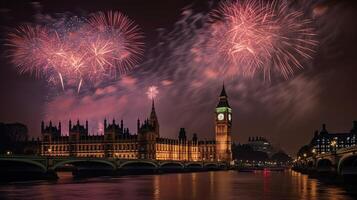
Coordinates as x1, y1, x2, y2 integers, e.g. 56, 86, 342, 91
289, 170, 349, 200
154, 175, 160, 200
191, 173, 197, 199
210, 171, 215, 196
177, 174, 182, 200
310, 179, 317, 200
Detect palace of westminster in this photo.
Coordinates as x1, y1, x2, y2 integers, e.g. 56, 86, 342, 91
41, 85, 233, 163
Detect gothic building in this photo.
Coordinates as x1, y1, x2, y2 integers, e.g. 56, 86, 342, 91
41, 85, 233, 163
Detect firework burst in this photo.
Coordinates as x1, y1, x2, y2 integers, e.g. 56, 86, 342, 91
210, 0, 318, 80
85, 11, 144, 77
146, 86, 159, 100
6, 11, 144, 92
7, 25, 51, 77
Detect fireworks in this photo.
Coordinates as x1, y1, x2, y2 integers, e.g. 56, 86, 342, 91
7, 25, 52, 76
146, 86, 159, 100
210, 0, 318, 80
7, 11, 143, 92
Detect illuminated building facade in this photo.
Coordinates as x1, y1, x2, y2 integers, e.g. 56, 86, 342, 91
41, 85, 232, 163
310, 122, 357, 154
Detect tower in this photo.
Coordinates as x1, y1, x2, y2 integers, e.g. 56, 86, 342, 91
149, 99, 159, 137
138, 99, 160, 159
215, 84, 232, 162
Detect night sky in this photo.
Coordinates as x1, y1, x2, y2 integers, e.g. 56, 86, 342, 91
0, 0, 356, 155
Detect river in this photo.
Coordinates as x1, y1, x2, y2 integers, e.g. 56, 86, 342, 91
0, 170, 355, 200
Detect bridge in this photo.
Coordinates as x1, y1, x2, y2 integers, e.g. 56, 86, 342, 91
293, 146, 357, 181
0, 155, 229, 180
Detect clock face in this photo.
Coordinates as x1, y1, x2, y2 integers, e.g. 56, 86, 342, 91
228, 113, 232, 121
218, 113, 224, 121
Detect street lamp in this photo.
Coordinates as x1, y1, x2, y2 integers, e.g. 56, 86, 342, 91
6, 151, 11, 155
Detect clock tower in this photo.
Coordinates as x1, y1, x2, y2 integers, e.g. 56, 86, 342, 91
215, 84, 232, 163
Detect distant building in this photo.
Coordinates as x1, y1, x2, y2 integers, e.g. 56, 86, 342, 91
40, 85, 233, 163
310, 122, 357, 154
247, 136, 275, 156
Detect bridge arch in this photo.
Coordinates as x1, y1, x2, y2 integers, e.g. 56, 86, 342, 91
338, 154, 357, 175
219, 163, 228, 169
119, 160, 158, 169
317, 158, 333, 168
204, 163, 219, 168
316, 158, 335, 173
159, 161, 185, 168
51, 159, 116, 170
0, 158, 47, 172
186, 162, 203, 168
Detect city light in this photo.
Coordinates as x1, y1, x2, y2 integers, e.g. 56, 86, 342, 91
330, 140, 337, 147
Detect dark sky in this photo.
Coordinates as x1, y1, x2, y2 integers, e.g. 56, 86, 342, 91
0, 0, 356, 155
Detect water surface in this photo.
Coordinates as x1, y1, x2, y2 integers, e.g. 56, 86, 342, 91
0, 170, 354, 200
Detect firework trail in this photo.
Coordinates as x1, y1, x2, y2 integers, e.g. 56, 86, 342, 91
7, 11, 144, 92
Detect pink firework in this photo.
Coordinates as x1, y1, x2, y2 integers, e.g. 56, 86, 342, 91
7, 25, 52, 77
6, 11, 144, 92
211, 0, 318, 80
86, 11, 144, 76
146, 86, 159, 100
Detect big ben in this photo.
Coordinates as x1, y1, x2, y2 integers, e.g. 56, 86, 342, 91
215, 84, 232, 163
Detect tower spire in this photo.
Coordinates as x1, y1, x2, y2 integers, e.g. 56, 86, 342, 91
149, 98, 159, 136
217, 84, 230, 108
220, 82, 227, 97
150, 99, 157, 121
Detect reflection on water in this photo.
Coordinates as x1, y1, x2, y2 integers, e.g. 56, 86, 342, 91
0, 170, 354, 200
